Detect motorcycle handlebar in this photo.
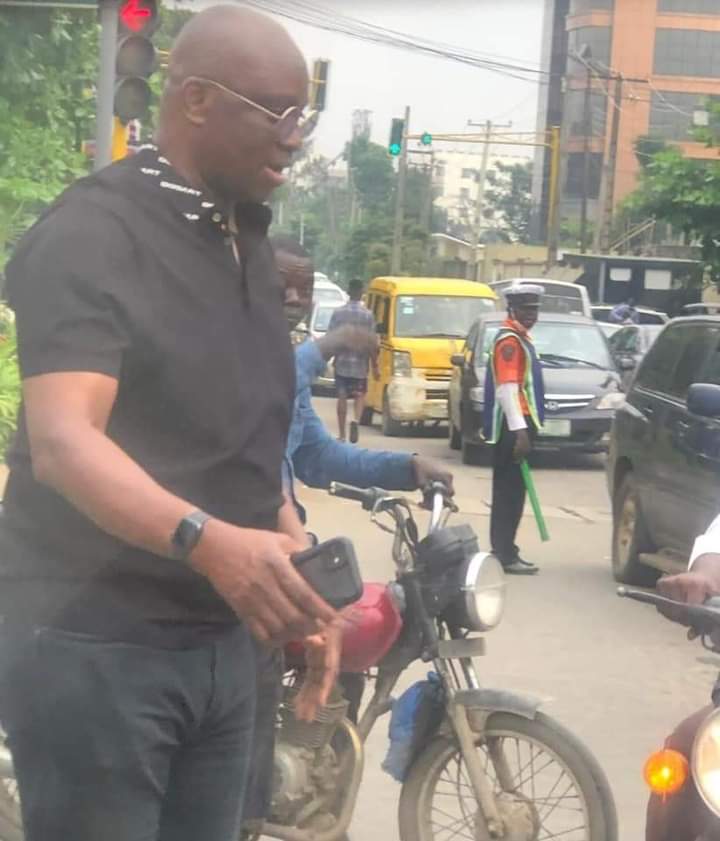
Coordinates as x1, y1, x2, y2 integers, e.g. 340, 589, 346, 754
617, 586, 720, 631
329, 482, 386, 511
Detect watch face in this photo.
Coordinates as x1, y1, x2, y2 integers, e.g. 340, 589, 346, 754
173, 512, 209, 561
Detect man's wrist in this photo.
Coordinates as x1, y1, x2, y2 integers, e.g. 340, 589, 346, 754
690, 553, 720, 585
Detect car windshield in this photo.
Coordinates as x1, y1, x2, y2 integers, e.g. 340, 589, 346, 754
395, 295, 496, 339
480, 322, 613, 369
312, 305, 339, 333
314, 287, 345, 304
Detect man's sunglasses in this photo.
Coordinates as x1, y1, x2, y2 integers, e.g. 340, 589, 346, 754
185, 76, 318, 142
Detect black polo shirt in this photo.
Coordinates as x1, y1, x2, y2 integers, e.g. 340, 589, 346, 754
0, 148, 295, 636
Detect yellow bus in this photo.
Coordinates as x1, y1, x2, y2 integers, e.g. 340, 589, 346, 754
364, 277, 497, 435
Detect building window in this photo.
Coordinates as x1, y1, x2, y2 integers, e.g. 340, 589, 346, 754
649, 91, 711, 140
565, 152, 602, 199
460, 187, 471, 199
569, 0, 613, 12
658, 0, 720, 13
654, 29, 720, 78
565, 88, 608, 137
461, 168, 477, 180
567, 26, 612, 70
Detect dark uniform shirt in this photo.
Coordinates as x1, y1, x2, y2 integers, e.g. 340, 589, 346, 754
0, 148, 295, 641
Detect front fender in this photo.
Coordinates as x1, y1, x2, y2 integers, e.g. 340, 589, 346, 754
453, 688, 543, 722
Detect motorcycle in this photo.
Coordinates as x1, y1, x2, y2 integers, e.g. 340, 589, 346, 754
618, 586, 720, 841
251, 481, 617, 841
0, 482, 618, 841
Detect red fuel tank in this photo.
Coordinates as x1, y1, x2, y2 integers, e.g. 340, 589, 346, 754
338, 582, 403, 673
284, 583, 403, 673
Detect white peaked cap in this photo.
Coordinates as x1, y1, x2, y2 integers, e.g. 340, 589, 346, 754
505, 282, 544, 300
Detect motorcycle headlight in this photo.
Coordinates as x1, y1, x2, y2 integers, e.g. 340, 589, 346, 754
447, 553, 506, 632
392, 351, 412, 377
693, 708, 720, 816
593, 391, 625, 411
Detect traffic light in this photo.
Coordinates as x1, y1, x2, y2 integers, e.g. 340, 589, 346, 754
388, 117, 404, 157
115, 0, 160, 124
420, 131, 432, 146
310, 59, 330, 112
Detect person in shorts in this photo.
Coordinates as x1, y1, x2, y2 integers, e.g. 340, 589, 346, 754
327, 278, 378, 443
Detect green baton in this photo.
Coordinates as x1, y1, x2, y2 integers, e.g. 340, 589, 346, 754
520, 460, 550, 542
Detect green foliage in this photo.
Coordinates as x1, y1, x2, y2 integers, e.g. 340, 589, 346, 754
0, 7, 99, 266
0, 315, 21, 461
625, 145, 720, 283
484, 161, 533, 243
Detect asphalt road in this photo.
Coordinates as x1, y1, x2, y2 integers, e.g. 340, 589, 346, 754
295, 397, 714, 841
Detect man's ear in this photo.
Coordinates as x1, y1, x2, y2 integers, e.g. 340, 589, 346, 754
181, 79, 213, 126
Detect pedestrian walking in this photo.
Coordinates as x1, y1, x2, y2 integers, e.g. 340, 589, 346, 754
0, 8, 339, 841
483, 283, 545, 575
327, 278, 378, 443
609, 297, 639, 324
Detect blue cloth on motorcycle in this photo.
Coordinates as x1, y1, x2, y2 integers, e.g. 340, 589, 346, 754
382, 672, 445, 782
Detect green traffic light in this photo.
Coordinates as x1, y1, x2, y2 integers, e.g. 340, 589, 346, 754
420, 132, 432, 146
389, 143, 402, 156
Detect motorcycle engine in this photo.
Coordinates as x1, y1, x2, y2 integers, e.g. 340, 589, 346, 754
270, 685, 350, 825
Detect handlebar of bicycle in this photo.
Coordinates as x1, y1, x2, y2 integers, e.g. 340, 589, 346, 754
617, 586, 720, 633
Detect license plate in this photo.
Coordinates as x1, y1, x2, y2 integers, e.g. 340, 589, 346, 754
540, 419, 571, 437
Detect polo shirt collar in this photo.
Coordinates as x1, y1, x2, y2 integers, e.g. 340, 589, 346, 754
134, 145, 272, 234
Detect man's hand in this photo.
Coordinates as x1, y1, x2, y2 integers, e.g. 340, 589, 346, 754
657, 554, 720, 624
317, 325, 378, 361
513, 428, 532, 462
294, 619, 343, 722
412, 455, 455, 496
191, 521, 337, 646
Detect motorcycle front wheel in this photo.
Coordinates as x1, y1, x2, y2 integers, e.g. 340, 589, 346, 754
398, 711, 617, 841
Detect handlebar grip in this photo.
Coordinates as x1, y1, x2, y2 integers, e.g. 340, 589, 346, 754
329, 482, 369, 503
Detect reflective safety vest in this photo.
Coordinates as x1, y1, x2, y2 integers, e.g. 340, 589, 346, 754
482, 327, 545, 444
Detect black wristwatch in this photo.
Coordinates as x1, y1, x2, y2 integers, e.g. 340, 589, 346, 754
170, 510, 212, 562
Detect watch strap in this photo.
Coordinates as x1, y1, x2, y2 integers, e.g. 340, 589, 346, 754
170, 510, 212, 562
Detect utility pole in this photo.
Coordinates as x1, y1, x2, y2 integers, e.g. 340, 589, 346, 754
465, 120, 492, 281
391, 105, 410, 275
95, 0, 120, 171
546, 125, 562, 267
594, 73, 623, 254
421, 151, 435, 271
579, 63, 593, 253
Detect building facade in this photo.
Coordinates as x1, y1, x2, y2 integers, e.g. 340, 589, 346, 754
533, 0, 720, 242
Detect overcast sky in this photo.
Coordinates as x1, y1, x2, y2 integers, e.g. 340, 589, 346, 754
170, 0, 544, 159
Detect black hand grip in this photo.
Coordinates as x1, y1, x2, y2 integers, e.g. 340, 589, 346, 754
329, 482, 388, 510
617, 586, 720, 630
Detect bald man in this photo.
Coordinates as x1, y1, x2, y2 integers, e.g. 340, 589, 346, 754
0, 7, 338, 841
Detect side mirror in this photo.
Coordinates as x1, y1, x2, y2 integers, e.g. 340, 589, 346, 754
687, 383, 720, 418
618, 357, 636, 371
451, 354, 465, 367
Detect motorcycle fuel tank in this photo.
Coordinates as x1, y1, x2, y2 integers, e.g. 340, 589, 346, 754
285, 583, 403, 673
338, 582, 403, 672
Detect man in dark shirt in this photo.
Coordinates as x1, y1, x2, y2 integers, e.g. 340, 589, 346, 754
0, 7, 338, 841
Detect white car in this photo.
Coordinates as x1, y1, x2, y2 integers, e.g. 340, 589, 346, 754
313, 273, 347, 306
309, 300, 344, 392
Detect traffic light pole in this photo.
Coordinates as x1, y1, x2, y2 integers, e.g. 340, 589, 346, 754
95, 0, 121, 171
391, 105, 410, 276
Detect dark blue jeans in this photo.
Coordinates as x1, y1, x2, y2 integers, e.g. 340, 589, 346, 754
0, 623, 255, 841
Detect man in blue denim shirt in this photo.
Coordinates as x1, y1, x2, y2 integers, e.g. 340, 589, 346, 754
242, 237, 453, 836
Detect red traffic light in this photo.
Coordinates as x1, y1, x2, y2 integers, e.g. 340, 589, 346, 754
119, 0, 158, 35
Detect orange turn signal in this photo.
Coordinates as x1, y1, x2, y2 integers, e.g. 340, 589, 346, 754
643, 749, 689, 796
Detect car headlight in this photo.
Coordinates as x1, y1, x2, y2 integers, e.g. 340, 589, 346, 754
470, 386, 484, 403
392, 350, 412, 377
693, 708, 720, 816
594, 392, 626, 411
445, 553, 506, 632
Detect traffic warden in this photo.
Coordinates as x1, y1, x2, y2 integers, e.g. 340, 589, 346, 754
483, 283, 545, 575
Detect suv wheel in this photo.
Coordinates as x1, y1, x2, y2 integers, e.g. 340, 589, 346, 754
612, 473, 656, 585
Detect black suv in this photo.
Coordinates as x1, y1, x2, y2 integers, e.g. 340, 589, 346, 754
608, 317, 720, 583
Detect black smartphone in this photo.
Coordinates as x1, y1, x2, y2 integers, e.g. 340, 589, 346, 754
291, 537, 363, 610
